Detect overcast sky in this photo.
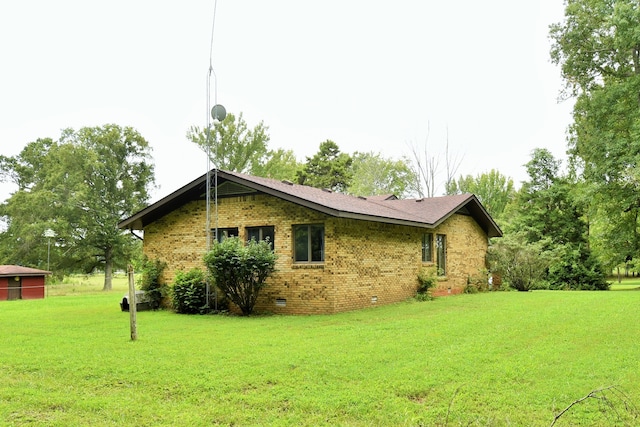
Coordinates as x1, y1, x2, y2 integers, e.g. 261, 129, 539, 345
0, 1, 571, 203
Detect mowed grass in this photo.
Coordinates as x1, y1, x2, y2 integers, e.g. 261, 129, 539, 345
609, 277, 640, 291
1, 279, 639, 426
46, 273, 129, 297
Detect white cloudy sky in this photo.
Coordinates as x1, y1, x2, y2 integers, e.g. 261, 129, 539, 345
0, 1, 572, 203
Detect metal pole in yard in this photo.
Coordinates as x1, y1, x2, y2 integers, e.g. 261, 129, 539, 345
128, 264, 137, 341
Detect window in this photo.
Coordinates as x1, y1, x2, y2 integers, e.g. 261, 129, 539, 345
436, 234, 446, 276
211, 227, 238, 244
246, 226, 275, 249
293, 224, 324, 263
422, 233, 433, 262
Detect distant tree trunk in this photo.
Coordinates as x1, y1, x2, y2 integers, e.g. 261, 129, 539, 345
103, 247, 113, 291
408, 123, 463, 198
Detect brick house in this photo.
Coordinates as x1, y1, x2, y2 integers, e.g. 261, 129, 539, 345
118, 169, 502, 314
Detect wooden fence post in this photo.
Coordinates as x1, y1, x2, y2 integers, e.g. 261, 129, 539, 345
128, 264, 137, 341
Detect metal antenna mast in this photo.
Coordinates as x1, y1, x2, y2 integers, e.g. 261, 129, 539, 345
205, 0, 226, 308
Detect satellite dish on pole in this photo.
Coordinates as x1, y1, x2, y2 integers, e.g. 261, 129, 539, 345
211, 104, 227, 122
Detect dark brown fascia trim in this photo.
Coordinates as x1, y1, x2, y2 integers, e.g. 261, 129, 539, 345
118, 173, 206, 230
128, 230, 144, 241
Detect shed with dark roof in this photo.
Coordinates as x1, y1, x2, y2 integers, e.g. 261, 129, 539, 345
0, 265, 51, 300
119, 169, 502, 314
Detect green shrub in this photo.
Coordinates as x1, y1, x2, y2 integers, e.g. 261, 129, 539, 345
464, 283, 480, 294
204, 237, 277, 315
487, 233, 549, 292
171, 268, 222, 314
547, 244, 609, 290
416, 267, 437, 301
465, 270, 490, 293
136, 257, 167, 309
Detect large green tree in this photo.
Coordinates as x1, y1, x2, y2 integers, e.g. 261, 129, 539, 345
503, 149, 607, 290
446, 169, 515, 221
550, 0, 640, 269
187, 112, 270, 174
250, 148, 302, 182
347, 152, 419, 198
187, 112, 303, 181
297, 140, 353, 193
509, 149, 584, 247
0, 125, 154, 290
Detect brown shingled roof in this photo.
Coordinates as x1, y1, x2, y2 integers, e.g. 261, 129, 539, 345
0, 265, 51, 277
118, 169, 502, 237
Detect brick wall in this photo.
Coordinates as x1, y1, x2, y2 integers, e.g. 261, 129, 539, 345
142, 194, 489, 314
430, 214, 489, 296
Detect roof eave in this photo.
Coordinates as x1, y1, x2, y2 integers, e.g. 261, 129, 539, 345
118, 173, 206, 230
118, 171, 502, 238
425, 194, 502, 238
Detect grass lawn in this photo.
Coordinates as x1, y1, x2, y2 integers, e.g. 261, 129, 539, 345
1, 278, 638, 426
608, 277, 640, 291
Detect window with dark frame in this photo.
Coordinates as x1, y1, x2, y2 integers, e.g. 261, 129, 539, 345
246, 226, 275, 250
293, 224, 325, 263
436, 234, 446, 276
211, 227, 239, 245
422, 233, 433, 262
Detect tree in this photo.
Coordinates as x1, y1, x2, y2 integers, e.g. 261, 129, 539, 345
0, 125, 154, 290
508, 149, 583, 245
407, 125, 463, 197
186, 112, 270, 174
347, 152, 419, 198
204, 237, 276, 315
550, 0, 640, 269
503, 149, 607, 290
446, 169, 515, 220
250, 148, 302, 182
297, 140, 353, 192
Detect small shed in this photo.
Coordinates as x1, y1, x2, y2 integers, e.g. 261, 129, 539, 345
0, 265, 51, 300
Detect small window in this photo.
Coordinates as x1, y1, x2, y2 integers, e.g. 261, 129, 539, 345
422, 233, 433, 262
436, 234, 446, 276
246, 226, 275, 249
212, 227, 239, 245
293, 224, 325, 263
